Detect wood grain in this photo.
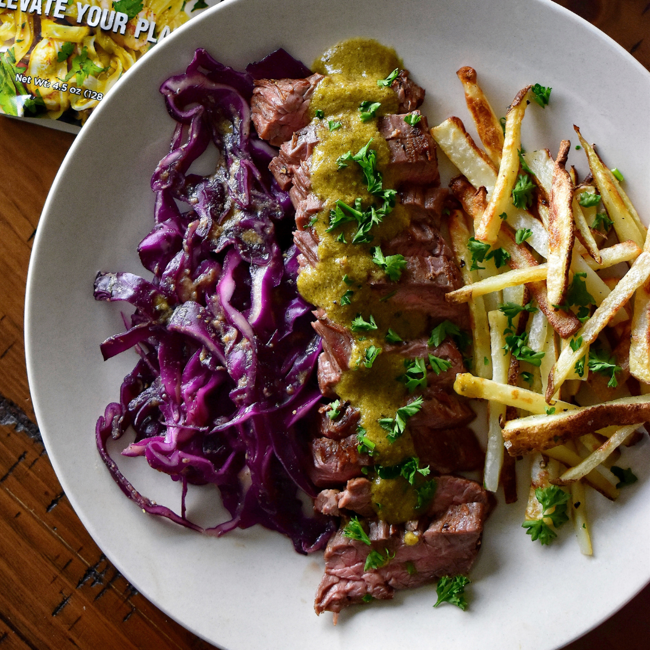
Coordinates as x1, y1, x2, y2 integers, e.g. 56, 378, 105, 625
0, 2, 649, 648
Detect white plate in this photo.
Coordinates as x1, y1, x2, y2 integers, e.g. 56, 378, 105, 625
25, 0, 650, 648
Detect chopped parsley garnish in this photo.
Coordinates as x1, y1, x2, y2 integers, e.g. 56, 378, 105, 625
467, 237, 491, 271
415, 480, 437, 511
592, 211, 613, 232
531, 83, 552, 108
343, 274, 354, 286
365, 548, 395, 571
434, 576, 470, 610
64, 46, 105, 86
522, 485, 570, 545
485, 247, 511, 269
576, 306, 591, 323
503, 330, 545, 366
56, 41, 75, 63
328, 120, 342, 131
499, 301, 537, 328
314, 109, 324, 119
545, 406, 556, 415
351, 314, 378, 332
361, 594, 374, 603
364, 345, 382, 368
343, 516, 371, 545
511, 174, 536, 209
567, 272, 595, 308
515, 228, 533, 245
399, 457, 431, 485
337, 232, 347, 243
578, 192, 601, 207
379, 396, 424, 443
521, 371, 534, 385
191, 0, 208, 10
406, 561, 417, 576
399, 358, 428, 393
499, 116, 506, 135
569, 335, 583, 352
327, 399, 342, 420
588, 347, 622, 387
575, 145, 582, 150
429, 354, 452, 375
611, 168, 625, 182
359, 100, 381, 122
429, 320, 472, 350
307, 214, 318, 227
336, 151, 353, 169
499, 212, 508, 220
357, 427, 376, 456
113, 0, 143, 19
574, 356, 585, 378
372, 247, 407, 281
404, 113, 422, 126
610, 466, 638, 488
352, 139, 383, 194
518, 149, 533, 174
340, 290, 354, 305
385, 328, 403, 344
377, 68, 400, 87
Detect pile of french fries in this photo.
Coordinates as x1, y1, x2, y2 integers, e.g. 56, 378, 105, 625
431, 67, 650, 555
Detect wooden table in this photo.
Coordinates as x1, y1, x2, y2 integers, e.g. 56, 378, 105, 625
1, 1, 649, 648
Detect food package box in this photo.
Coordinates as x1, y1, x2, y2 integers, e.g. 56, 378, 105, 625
0, 0, 220, 132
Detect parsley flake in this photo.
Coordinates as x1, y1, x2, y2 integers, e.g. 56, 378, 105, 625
434, 575, 470, 610
545, 406, 556, 415
569, 335, 583, 352
531, 83, 552, 108
340, 290, 354, 305
518, 149, 533, 174
342, 274, 354, 286
343, 517, 371, 545
64, 46, 105, 86
359, 100, 381, 122
364, 345, 382, 368
327, 400, 342, 420
499, 301, 537, 328
314, 109, 324, 119
566, 272, 595, 308
592, 212, 613, 232
357, 427, 376, 456
351, 314, 378, 332
398, 358, 427, 393
467, 237, 491, 271
578, 192, 601, 207
515, 228, 533, 245
611, 168, 625, 182
429, 320, 471, 350
521, 371, 534, 385
365, 548, 395, 571
522, 485, 569, 545
503, 330, 545, 366
404, 113, 422, 126
512, 174, 536, 209
610, 466, 638, 488
385, 328, 403, 344
485, 247, 511, 269
379, 396, 424, 443
377, 68, 400, 87
372, 247, 407, 281
429, 354, 452, 375
328, 120, 342, 131
588, 347, 622, 387
56, 41, 75, 63
113, 0, 143, 19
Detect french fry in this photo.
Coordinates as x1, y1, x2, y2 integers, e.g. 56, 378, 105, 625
523, 148, 553, 197
629, 282, 650, 383
546, 252, 650, 399
447, 210, 492, 379
503, 394, 650, 455
525, 454, 560, 520
484, 311, 510, 492
554, 425, 640, 484
540, 320, 558, 399
547, 140, 575, 307
431, 118, 497, 194
608, 170, 647, 240
544, 445, 618, 500
453, 373, 576, 415
476, 86, 532, 244
580, 432, 621, 468
445, 265, 548, 303
570, 478, 593, 555
456, 66, 504, 167
574, 126, 645, 248
582, 240, 641, 270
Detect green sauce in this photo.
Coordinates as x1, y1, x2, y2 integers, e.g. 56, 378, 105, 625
300, 39, 434, 522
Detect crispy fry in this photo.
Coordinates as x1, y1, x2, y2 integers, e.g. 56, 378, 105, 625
503, 394, 650, 455
547, 140, 575, 307
570, 479, 592, 555
475, 86, 532, 244
544, 445, 618, 500
629, 282, 650, 383
431, 117, 497, 193
445, 265, 548, 303
546, 252, 650, 400
608, 170, 647, 240
574, 126, 645, 248
447, 210, 492, 378
484, 310, 510, 492
572, 187, 602, 263
554, 425, 640, 484
582, 240, 641, 270
456, 66, 504, 167
523, 148, 553, 197
453, 373, 576, 415
525, 454, 560, 520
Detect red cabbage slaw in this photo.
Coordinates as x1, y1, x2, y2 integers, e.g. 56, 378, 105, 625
94, 48, 334, 554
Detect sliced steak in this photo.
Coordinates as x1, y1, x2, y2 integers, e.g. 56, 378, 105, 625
412, 385, 475, 430
337, 477, 376, 518
398, 185, 448, 231
315, 489, 341, 517
317, 352, 341, 398
318, 401, 361, 440
378, 112, 439, 187
411, 425, 484, 474
391, 69, 425, 112
294, 228, 319, 268
312, 309, 353, 371
428, 475, 490, 516
251, 74, 324, 146
309, 434, 369, 487
314, 492, 488, 614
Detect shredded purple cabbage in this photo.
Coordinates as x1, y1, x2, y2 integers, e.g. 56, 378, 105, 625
94, 48, 335, 554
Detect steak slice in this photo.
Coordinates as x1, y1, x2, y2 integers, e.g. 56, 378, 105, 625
391, 69, 425, 112
294, 228, 319, 268
318, 401, 361, 440
251, 74, 324, 146
412, 385, 476, 430
317, 352, 341, 398
312, 309, 353, 372
398, 185, 448, 230
378, 112, 439, 187
411, 426, 484, 474
309, 434, 369, 487
314, 495, 488, 614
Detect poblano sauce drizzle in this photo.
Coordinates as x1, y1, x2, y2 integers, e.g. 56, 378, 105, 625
297, 39, 438, 524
